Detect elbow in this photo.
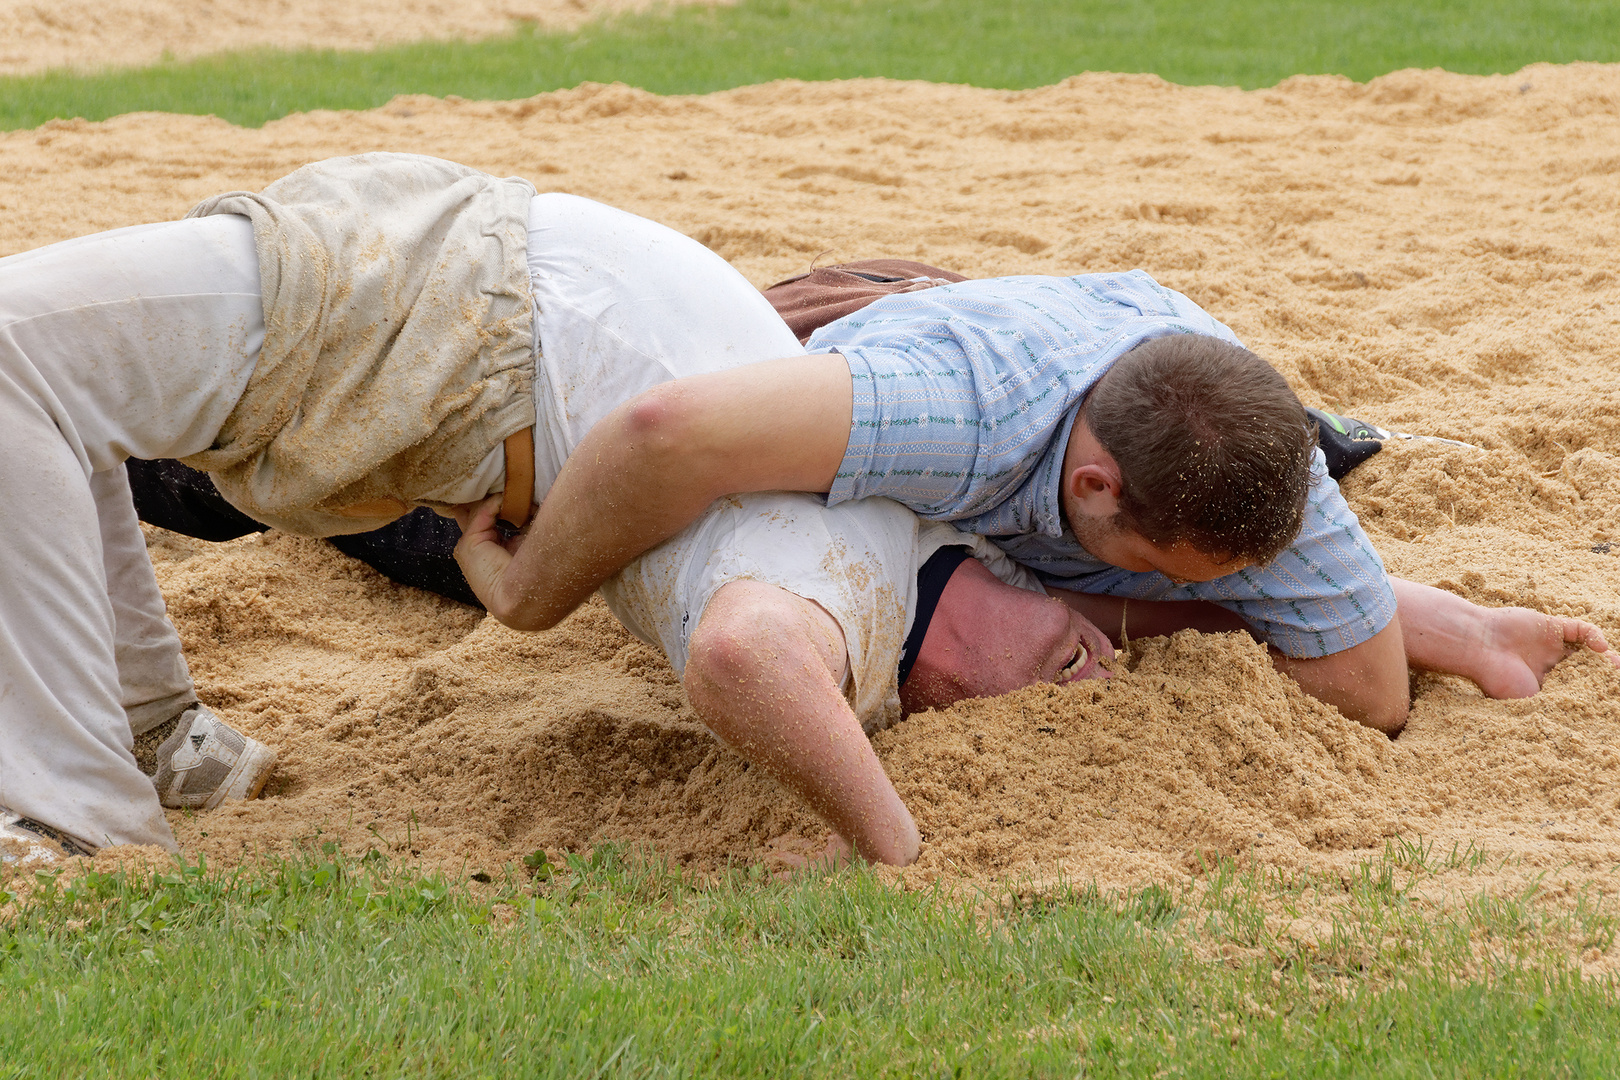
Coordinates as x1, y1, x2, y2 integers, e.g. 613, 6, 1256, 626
1273, 635, 1411, 737
484, 592, 554, 634
1319, 670, 1409, 737
1352, 693, 1409, 738
482, 571, 568, 633
622, 382, 701, 460
620, 381, 735, 502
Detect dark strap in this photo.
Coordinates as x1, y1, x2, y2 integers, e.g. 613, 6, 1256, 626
897, 545, 974, 687
764, 259, 968, 344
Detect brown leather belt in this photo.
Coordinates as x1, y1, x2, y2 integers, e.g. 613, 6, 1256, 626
499, 427, 536, 530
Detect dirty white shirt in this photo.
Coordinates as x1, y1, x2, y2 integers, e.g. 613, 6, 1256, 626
439, 191, 1043, 730
602, 493, 1039, 734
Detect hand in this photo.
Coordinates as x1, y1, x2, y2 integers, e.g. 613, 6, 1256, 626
1473, 608, 1619, 699
451, 495, 527, 616
1392, 578, 1620, 700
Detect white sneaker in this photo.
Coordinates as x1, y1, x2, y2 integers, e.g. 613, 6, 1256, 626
151, 704, 278, 810
1, 807, 92, 866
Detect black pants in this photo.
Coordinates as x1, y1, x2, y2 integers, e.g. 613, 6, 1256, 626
126, 459, 481, 608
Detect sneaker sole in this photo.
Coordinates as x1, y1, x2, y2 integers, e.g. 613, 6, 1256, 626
1, 811, 94, 863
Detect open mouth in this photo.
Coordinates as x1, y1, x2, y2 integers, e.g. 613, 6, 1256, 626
1056, 643, 1090, 683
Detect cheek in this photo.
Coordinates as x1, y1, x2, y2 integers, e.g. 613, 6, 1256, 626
970, 601, 1070, 687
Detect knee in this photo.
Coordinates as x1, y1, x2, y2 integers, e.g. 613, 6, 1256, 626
685, 583, 800, 701
686, 580, 849, 712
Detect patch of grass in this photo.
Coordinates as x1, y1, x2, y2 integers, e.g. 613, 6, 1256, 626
2, 844, 1617, 1076
3, 0, 1619, 130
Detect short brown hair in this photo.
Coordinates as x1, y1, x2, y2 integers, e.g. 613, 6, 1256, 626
1081, 334, 1314, 565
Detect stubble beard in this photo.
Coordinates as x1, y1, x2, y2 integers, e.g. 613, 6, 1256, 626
1065, 504, 1133, 566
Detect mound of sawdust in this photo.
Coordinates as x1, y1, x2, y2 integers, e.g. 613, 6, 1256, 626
2, 66, 1619, 907
0, 0, 727, 76
883, 632, 1399, 885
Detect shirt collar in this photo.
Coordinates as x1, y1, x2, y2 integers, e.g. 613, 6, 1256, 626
1029, 406, 1081, 538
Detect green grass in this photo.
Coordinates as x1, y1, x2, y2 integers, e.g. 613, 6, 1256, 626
3, 0, 1619, 130
3, 844, 1617, 1077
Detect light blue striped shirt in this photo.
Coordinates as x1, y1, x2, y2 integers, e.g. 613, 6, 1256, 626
809, 271, 1396, 658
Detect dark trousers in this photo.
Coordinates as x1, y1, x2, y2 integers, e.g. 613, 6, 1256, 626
125, 459, 481, 608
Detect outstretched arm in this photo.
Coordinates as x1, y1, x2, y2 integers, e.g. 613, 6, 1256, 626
455, 354, 854, 631
683, 579, 920, 868
1053, 578, 1618, 731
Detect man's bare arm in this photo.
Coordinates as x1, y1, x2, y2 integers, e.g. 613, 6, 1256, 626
684, 580, 921, 867
1271, 620, 1409, 734
455, 353, 854, 631
1048, 589, 1249, 643
1393, 578, 1618, 697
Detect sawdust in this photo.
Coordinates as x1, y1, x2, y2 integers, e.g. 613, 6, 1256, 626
0, 0, 727, 75
2, 68, 1618, 940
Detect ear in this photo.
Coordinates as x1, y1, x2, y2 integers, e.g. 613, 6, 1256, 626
1064, 462, 1122, 515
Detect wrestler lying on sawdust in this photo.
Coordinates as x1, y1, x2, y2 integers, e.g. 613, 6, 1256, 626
126, 319, 1618, 871
2, 154, 1613, 870
130, 452, 1614, 869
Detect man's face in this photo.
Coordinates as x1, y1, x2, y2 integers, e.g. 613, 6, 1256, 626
899, 558, 1115, 715
1068, 507, 1248, 585
1058, 415, 1251, 585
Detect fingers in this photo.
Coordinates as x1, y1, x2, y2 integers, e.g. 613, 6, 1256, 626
822, 832, 855, 868
763, 833, 859, 877
1570, 619, 1620, 670
766, 851, 811, 873
453, 495, 519, 615
451, 493, 505, 538
791, 834, 857, 874
1562, 617, 1612, 655
1555, 617, 1619, 672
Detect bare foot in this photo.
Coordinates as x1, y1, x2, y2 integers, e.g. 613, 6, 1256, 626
1472, 608, 1619, 698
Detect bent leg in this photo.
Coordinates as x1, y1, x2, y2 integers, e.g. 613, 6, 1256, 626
0, 216, 260, 851
126, 457, 267, 543
0, 401, 173, 850
96, 466, 196, 735
129, 456, 481, 607
684, 579, 920, 867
